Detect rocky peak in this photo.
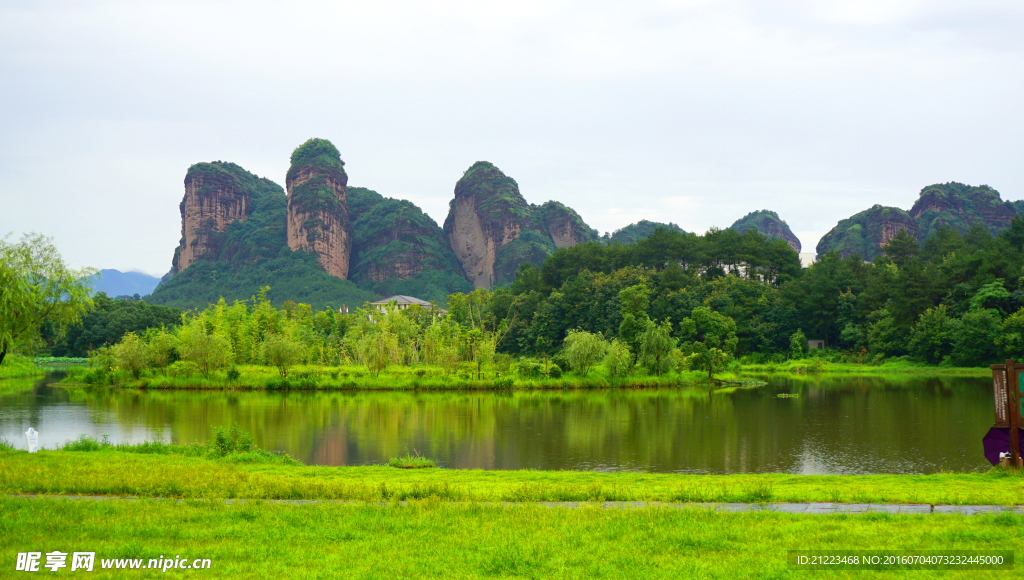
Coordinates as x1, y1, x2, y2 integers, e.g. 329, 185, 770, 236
172, 162, 257, 274
729, 210, 801, 252
443, 162, 538, 289
285, 138, 352, 280
816, 204, 918, 261
534, 201, 599, 249
911, 182, 1017, 241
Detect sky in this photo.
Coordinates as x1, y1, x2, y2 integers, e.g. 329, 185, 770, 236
1, 0, 1021, 276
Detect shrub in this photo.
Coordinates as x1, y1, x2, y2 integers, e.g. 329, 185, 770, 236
562, 329, 608, 377
226, 366, 241, 381
604, 339, 633, 379
166, 361, 200, 378
516, 362, 544, 379
547, 363, 562, 379
209, 423, 254, 457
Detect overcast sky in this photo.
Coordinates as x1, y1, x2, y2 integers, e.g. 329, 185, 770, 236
1, 0, 1021, 275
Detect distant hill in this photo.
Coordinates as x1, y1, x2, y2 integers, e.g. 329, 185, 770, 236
729, 210, 801, 252
602, 220, 685, 245
816, 182, 1021, 261
90, 269, 162, 298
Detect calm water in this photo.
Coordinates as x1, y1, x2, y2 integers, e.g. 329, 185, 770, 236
0, 373, 996, 474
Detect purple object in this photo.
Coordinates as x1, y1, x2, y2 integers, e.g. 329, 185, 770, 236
982, 427, 1024, 466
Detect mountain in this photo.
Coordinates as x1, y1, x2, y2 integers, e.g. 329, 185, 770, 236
347, 187, 472, 302
149, 154, 377, 311
729, 210, 801, 252
444, 161, 595, 289
816, 182, 1019, 261
285, 138, 353, 279
89, 269, 162, 298
602, 220, 685, 245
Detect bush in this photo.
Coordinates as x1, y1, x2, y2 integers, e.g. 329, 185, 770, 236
226, 366, 241, 381
209, 423, 254, 457
547, 363, 562, 379
516, 362, 545, 379
166, 360, 200, 378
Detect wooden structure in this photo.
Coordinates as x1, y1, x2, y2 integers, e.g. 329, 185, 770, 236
990, 359, 1023, 468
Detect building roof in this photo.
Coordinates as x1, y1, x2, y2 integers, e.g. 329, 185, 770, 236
370, 295, 434, 306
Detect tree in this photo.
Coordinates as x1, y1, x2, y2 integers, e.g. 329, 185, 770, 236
603, 339, 633, 379
789, 329, 807, 360
112, 331, 150, 379
0, 233, 95, 365
617, 284, 650, 363
180, 332, 232, 375
562, 329, 608, 377
679, 306, 738, 378
262, 334, 303, 377
639, 319, 677, 375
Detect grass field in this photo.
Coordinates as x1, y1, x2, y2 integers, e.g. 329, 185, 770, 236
2, 496, 1021, 579
3, 444, 1023, 505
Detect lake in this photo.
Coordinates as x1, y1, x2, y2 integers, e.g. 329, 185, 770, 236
0, 373, 996, 474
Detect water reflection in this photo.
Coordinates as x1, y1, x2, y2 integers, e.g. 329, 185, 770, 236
0, 374, 994, 474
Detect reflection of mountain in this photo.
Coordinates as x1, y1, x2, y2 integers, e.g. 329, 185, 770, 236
0, 378, 992, 473
311, 426, 349, 465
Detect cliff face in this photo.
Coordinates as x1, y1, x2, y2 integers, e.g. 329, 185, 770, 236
348, 187, 471, 302
535, 201, 600, 249
817, 182, 1020, 262
816, 205, 918, 261
602, 220, 685, 245
911, 183, 1017, 241
729, 210, 801, 252
172, 162, 257, 273
443, 162, 555, 288
285, 139, 352, 280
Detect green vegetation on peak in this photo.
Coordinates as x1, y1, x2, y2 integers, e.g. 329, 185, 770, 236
729, 210, 801, 252
602, 220, 685, 245
452, 161, 531, 223
816, 204, 917, 261
348, 187, 472, 303
534, 201, 600, 247
288, 138, 344, 171
912, 182, 1017, 242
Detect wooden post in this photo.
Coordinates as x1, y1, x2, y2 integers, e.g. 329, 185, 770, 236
1008, 360, 1021, 469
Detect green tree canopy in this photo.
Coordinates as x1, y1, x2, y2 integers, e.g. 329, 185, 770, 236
0, 233, 95, 365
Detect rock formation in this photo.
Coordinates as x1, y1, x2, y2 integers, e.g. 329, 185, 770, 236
172, 162, 258, 273
911, 183, 1017, 241
348, 187, 471, 300
285, 139, 352, 280
602, 220, 685, 245
535, 201, 600, 249
729, 210, 801, 252
444, 162, 551, 288
816, 205, 918, 261
817, 182, 1021, 261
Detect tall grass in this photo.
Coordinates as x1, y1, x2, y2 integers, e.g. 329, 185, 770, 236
0, 354, 41, 379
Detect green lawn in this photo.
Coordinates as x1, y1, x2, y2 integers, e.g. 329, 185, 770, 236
2, 496, 1021, 579
3, 448, 1024, 505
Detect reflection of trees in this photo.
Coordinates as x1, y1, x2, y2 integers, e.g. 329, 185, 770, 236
28, 375, 995, 473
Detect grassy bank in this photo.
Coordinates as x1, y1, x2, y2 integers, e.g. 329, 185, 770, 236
5, 497, 1020, 579
61, 363, 732, 391
0, 354, 42, 379
742, 358, 990, 377
59, 358, 990, 392
3, 444, 1023, 505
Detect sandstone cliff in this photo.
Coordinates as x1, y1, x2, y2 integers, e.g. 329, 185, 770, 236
443, 162, 556, 289
534, 201, 600, 249
911, 182, 1017, 241
348, 187, 471, 301
285, 139, 352, 280
172, 162, 262, 273
729, 210, 801, 252
816, 205, 918, 261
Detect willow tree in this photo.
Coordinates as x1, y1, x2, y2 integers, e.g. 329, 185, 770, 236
0, 233, 94, 365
